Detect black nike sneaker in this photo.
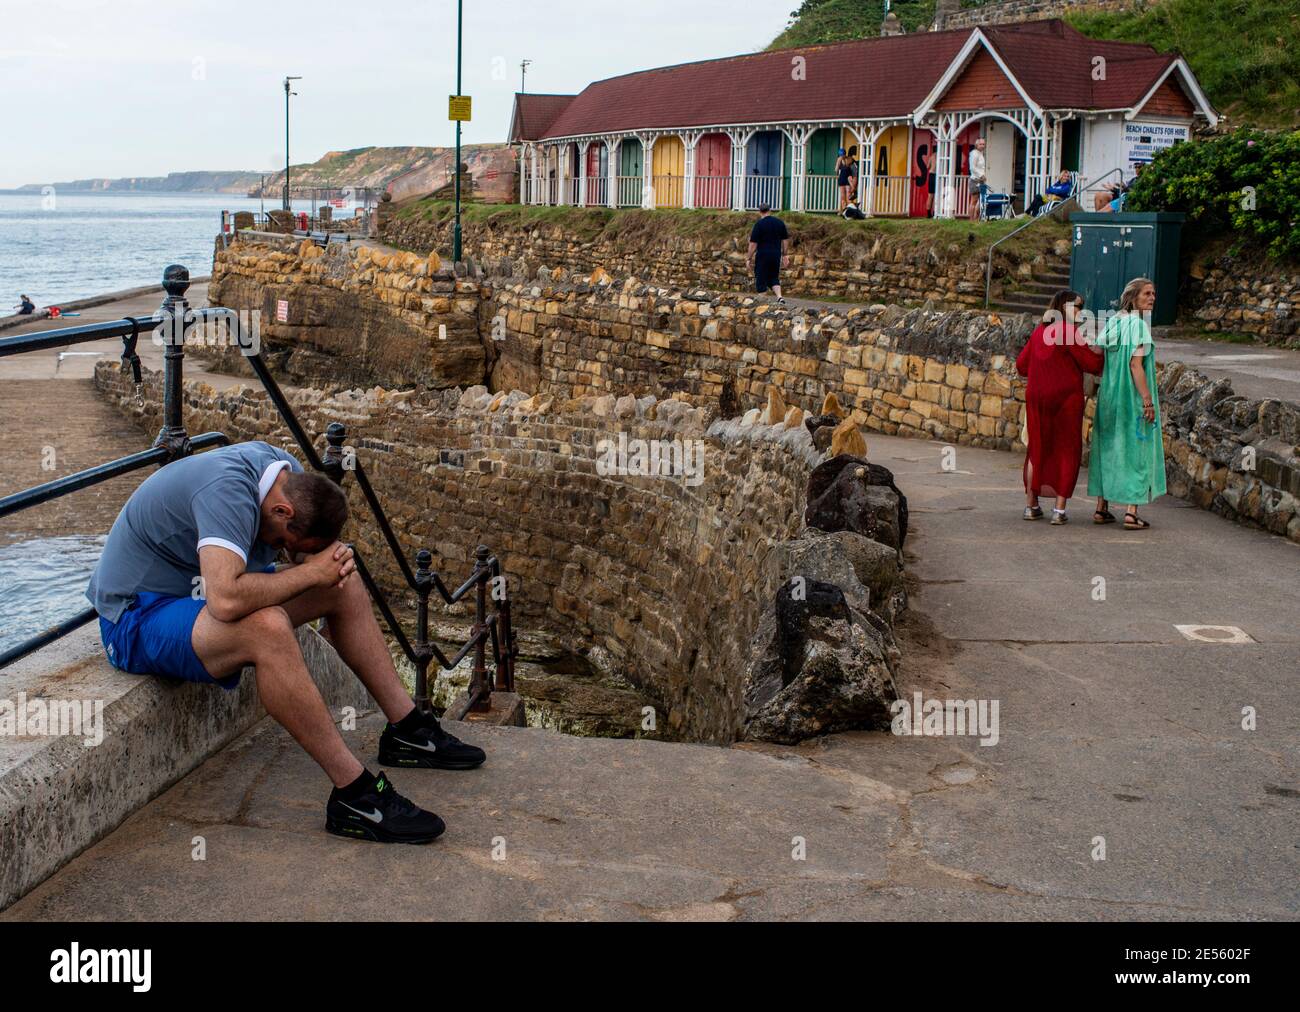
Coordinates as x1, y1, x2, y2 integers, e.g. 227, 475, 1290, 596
378, 712, 487, 770
325, 773, 445, 844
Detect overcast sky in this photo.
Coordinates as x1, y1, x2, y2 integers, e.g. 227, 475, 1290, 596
0, 0, 799, 188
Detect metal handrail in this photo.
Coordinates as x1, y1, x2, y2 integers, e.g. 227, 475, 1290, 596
983, 166, 1130, 308
0, 264, 516, 717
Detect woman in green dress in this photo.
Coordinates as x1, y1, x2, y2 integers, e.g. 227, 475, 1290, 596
1088, 277, 1165, 530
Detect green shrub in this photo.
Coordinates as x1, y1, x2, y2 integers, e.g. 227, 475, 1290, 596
1127, 128, 1300, 260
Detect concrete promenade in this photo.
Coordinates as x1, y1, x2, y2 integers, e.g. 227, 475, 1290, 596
1, 285, 1296, 919
5, 433, 1296, 920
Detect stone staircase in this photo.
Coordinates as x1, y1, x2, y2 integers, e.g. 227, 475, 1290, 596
988, 258, 1073, 318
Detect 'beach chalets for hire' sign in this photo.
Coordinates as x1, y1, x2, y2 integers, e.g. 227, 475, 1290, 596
1123, 121, 1189, 164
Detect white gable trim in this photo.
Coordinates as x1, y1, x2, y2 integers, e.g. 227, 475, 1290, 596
912, 29, 1042, 123
508, 101, 520, 143
1129, 58, 1218, 128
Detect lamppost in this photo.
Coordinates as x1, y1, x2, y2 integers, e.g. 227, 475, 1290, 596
452, 0, 463, 263
521, 58, 531, 94
283, 76, 301, 211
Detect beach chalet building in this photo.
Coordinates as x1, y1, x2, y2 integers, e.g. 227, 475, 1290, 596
509, 19, 1216, 219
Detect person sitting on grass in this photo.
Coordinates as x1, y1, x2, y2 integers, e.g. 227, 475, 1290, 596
86, 440, 486, 845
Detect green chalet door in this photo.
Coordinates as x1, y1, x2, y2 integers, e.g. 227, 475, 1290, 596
808, 128, 839, 176
619, 139, 643, 206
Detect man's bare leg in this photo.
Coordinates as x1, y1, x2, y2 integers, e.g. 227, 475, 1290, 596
192, 605, 363, 787
280, 574, 415, 724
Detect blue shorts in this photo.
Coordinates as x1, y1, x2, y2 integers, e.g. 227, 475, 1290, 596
100, 592, 239, 690
98, 564, 279, 689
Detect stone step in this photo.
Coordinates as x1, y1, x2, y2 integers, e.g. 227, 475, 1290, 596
988, 300, 1043, 316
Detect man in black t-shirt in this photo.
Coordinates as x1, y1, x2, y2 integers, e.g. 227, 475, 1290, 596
747, 203, 789, 305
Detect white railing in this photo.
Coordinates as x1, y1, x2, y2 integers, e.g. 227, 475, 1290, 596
567, 178, 581, 205
616, 176, 643, 208
694, 175, 732, 209
651, 174, 685, 208
547, 177, 559, 205
803, 174, 840, 213
743, 175, 783, 211
585, 176, 608, 207
867, 175, 911, 216
936, 174, 975, 219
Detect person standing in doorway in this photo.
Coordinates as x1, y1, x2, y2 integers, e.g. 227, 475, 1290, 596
747, 203, 789, 306
835, 148, 852, 211
968, 136, 988, 220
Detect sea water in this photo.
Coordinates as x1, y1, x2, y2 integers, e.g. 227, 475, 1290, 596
0, 535, 107, 657
0, 190, 319, 308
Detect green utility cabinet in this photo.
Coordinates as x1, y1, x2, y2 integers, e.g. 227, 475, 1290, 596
1068, 212, 1185, 325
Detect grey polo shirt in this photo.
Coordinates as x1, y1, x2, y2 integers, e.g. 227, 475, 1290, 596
87, 442, 302, 622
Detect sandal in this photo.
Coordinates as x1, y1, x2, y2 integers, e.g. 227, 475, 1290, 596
1093, 509, 1116, 525
1123, 512, 1150, 530
1051, 508, 1068, 525
1023, 506, 1043, 520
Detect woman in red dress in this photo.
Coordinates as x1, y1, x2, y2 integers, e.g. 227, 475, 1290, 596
1015, 290, 1104, 524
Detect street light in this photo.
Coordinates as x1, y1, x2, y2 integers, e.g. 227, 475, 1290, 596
521, 58, 532, 94
283, 76, 301, 211
453, 1, 463, 263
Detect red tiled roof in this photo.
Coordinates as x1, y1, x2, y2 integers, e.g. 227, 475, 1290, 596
511, 94, 577, 142
540, 29, 973, 138
981, 20, 1178, 110
534, 19, 1201, 140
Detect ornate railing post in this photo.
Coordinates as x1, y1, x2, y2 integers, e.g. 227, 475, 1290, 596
321, 421, 348, 483
153, 264, 193, 459
493, 564, 515, 693
469, 545, 491, 712
414, 549, 434, 714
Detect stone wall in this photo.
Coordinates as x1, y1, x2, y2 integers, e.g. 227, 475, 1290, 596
94, 363, 910, 742
1159, 362, 1300, 540
208, 237, 485, 389
1184, 251, 1299, 346
936, 0, 1153, 30
206, 237, 1300, 542
381, 207, 1064, 309
482, 274, 1033, 450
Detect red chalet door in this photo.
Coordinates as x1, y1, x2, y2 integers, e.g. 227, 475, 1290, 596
694, 133, 732, 208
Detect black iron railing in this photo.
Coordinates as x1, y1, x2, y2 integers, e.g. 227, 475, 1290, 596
0, 263, 515, 718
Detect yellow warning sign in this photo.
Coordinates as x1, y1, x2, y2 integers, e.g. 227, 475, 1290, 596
448, 96, 472, 122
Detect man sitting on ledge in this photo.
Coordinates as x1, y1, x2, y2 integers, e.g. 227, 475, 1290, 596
86, 440, 485, 844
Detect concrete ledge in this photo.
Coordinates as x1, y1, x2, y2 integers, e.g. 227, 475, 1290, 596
0, 277, 213, 333
0, 623, 372, 910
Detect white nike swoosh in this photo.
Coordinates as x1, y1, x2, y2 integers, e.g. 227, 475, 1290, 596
340, 801, 384, 823
393, 736, 438, 753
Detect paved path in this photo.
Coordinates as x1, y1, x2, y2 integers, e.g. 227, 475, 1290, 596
0, 282, 250, 392
1156, 336, 1300, 404
6, 434, 1296, 921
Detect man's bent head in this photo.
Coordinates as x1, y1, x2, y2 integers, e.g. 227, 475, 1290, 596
259, 471, 349, 556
